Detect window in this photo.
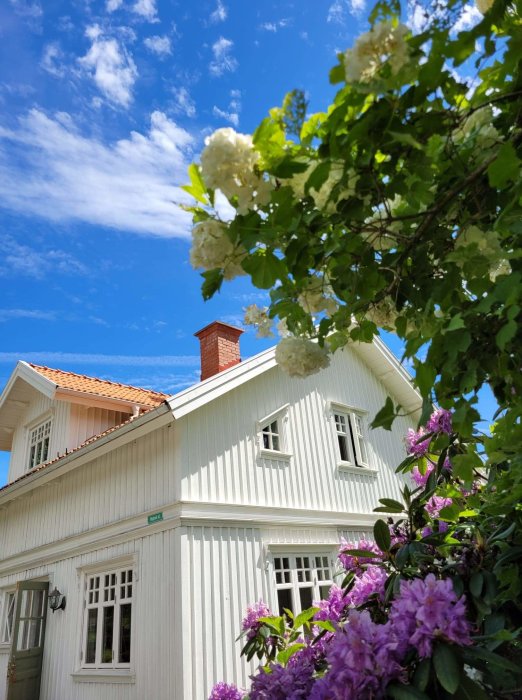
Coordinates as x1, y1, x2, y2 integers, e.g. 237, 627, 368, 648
332, 407, 369, 468
257, 404, 291, 459
82, 567, 133, 668
272, 554, 333, 616
1, 591, 15, 644
28, 419, 51, 469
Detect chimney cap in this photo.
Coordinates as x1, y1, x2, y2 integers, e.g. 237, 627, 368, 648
194, 320, 244, 339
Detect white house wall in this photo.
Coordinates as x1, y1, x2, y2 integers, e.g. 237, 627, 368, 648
8, 396, 70, 483
179, 348, 412, 514
67, 405, 130, 454
0, 424, 177, 559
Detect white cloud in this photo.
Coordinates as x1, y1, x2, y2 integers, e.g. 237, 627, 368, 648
209, 37, 237, 76
0, 235, 88, 278
210, 0, 227, 23
0, 109, 194, 237
259, 18, 291, 32
0, 309, 57, 322
212, 106, 238, 126
144, 35, 171, 57
40, 43, 66, 77
132, 0, 158, 21
170, 86, 196, 118
79, 25, 138, 107
0, 351, 200, 367
453, 3, 482, 32
9, 0, 42, 19
106, 0, 123, 10
327, 0, 365, 22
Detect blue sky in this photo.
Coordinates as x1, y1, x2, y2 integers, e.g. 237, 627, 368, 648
0, 0, 492, 484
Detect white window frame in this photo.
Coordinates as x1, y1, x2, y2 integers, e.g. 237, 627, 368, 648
26, 414, 52, 471
270, 551, 335, 617
329, 402, 375, 475
256, 404, 292, 460
0, 589, 16, 648
79, 563, 134, 671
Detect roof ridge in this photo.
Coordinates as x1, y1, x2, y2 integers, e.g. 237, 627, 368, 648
28, 363, 169, 398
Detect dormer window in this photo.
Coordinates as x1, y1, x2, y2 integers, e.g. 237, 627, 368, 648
257, 404, 292, 460
330, 403, 370, 469
28, 418, 52, 469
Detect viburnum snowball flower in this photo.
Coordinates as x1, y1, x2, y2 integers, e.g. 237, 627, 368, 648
190, 219, 246, 280
309, 610, 403, 699
275, 337, 330, 378
298, 275, 338, 316
344, 21, 411, 85
365, 297, 399, 330
426, 408, 452, 435
241, 600, 271, 640
389, 574, 472, 658
244, 304, 274, 338
208, 682, 245, 700
338, 538, 382, 573
200, 128, 272, 214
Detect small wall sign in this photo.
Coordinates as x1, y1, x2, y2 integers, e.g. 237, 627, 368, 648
147, 512, 164, 525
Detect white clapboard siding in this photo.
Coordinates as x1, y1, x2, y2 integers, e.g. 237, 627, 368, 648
0, 424, 177, 559
179, 347, 413, 513
67, 405, 129, 453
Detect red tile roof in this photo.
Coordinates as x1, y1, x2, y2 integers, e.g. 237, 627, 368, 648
29, 364, 169, 408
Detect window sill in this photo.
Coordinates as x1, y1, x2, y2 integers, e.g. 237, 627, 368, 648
0, 643, 11, 653
337, 462, 378, 477
72, 670, 135, 684
259, 449, 292, 461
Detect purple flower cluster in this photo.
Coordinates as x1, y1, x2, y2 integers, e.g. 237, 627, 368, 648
241, 600, 271, 640
426, 408, 452, 435
250, 653, 316, 700
425, 495, 452, 519
405, 427, 430, 457
314, 585, 349, 623
411, 456, 451, 488
389, 574, 472, 658
338, 538, 382, 573
422, 521, 448, 538
346, 565, 387, 607
309, 610, 404, 699
208, 682, 245, 700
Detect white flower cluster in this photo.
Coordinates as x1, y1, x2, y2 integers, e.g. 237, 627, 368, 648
200, 128, 272, 214
244, 304, 274, 338
476, 0, 493, 13
361, 195, 405, 251
190, 219, 246, 280
344, 21, 411, 85
287, 162, 358, 213
453, 107, 500, 150
365, 297, 399, 330
298, 275, 338, 316
275, 337, 331, 378
455, 226, 511, 282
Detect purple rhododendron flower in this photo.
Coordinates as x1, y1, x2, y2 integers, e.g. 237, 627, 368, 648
314, 585, 349, 623
422, 520, 448, 538
309, 610, 404, 699
242, 600, 271, 640
338, 538, 382, 573
389, 523, 409, 548
425, 495, 452, 519
426, 408, 452, 435
405, 427, 430, 457
389, 574, 472, 658
208, 682, 245, 700
346, 565, 387, 607
250, 652, 316, 700
411, 462, 434, 487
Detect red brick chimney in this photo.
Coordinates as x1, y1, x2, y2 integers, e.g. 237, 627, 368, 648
194, 321, 244, 381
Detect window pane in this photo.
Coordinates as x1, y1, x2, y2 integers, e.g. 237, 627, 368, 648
299, 587, 313, 611
319, 585, 331, 600
30, 590, 44, 618
102, 607, 114, 663
338, 435, 349, 462
42, 437, 49, 462
85, 609, 97, 663
277, 588, 293, 616
272, 434, 280, 451
119, 604, 132, 663
263, 432, 270, 449
3, 594, 15, 643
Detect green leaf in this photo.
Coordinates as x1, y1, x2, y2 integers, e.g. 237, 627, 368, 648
181, 163, 208, 205
313, 620, 335, 633
374, 519, 391, 552
293, 607, 318, 630
433, 643, 461, 693
371, 397, 395, 431
413, 658, 431, 691
470, 572, 484, 598
457, 674, 491, 700
462, 647, 522, 673
329, 62, 345, 84
488, 142, 520, 188
201, 269, 223, 300
376, 498, 405, 513
340, 548, 381, 558
496, 320, 517, 351
414, 362, 437, 397
387, 683, 430, 699
388, 130, 423, 150
242, 251, 286, 289
276, 643, 305, 665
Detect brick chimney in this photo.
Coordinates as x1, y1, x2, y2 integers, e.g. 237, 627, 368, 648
194, 321, 244, 381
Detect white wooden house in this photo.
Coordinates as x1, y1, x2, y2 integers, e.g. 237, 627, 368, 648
0, 321, 421, 700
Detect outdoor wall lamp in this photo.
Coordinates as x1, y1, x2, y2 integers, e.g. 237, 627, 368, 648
48, 587, 66, 613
